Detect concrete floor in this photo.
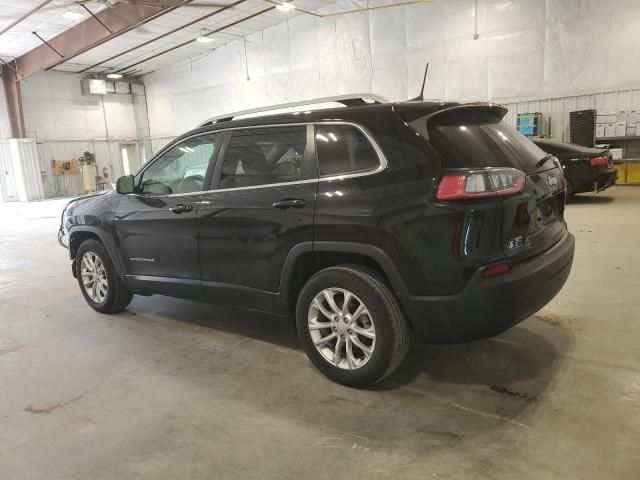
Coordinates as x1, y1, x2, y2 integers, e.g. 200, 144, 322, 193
1, 188, 639, 480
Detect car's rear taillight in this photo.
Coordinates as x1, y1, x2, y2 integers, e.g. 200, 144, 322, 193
589, 156, 609, 166
436, 168, 525, 201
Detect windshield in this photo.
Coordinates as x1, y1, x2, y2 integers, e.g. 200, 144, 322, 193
409, 109, 549, 174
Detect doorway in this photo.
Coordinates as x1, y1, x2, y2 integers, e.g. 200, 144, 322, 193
120, 143, 140, 177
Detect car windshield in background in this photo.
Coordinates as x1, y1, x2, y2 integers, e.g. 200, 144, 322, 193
409, 109, 549, 174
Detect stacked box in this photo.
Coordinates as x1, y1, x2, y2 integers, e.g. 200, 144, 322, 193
596, 111, 628, 138
604, 123, 616, 137
609, 148, 624, 160
597, 111, 617, 123
517, 113, 543, 136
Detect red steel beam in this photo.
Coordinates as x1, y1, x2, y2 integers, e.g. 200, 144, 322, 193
1, 62, 26, 138
78, 0, 247, 73
14, 2, 189, 80
113, 6, 275, 73
0, 0, 56, 38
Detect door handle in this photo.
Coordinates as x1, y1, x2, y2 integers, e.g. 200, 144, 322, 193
272, 199, 307, 209
169, 203, 193, 214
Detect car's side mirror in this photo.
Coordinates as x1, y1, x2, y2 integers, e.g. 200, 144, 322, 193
116, 175, 135, 194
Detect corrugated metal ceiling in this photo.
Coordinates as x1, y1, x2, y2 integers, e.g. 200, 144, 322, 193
0, 0, 336, 76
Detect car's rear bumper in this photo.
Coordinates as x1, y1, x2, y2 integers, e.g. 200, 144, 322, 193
595, 167, 617, 191
397, 231, 575, 343
574, 167, 617, 193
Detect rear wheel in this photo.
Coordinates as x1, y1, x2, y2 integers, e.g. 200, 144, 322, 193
565, 178, 574, 200
296, 265, 410, 387
76, 239, 133, 313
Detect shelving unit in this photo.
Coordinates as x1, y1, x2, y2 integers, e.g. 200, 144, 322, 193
596, 135, 640, 141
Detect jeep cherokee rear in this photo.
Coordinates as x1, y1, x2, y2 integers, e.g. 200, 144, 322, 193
59, 97, 575, 387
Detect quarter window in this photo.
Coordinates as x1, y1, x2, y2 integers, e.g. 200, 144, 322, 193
315, 125, 380, 176
218, 126, 307, 189
139, 134, 221, 195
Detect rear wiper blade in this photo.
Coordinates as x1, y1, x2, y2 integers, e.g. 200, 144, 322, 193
535, 153, 553, 168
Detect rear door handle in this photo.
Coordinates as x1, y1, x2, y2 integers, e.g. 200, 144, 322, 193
169, 203, 193, 214
272, 199, 307, 209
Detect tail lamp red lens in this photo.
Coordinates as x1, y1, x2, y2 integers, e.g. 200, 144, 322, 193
482, 262, 512, 278
437, 168, 525, 201
589, 156, 609, 166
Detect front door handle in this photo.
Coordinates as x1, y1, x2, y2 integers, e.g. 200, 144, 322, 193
272, 199, 307, 209
169, 203, 193, 214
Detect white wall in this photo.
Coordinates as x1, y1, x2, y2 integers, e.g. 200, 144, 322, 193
21, 71, 138, 140
144, 0, 640, 138
17, 71, 148, 197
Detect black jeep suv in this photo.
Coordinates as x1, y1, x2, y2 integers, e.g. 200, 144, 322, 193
60, 97, 575, 387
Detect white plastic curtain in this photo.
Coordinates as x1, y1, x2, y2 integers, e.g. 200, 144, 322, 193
0, 139, 44, 202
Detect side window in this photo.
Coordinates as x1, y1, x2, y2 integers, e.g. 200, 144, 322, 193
139, 133, 221, 195
315, 125, 380, 176
219, 126, 307, 189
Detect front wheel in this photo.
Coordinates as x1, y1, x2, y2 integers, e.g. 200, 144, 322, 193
296, 265, 410, 387
76, 239, 133, 313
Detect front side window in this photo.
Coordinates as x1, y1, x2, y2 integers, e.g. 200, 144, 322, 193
218, 126, 307, 189
139, 133, 221, 195
315, 125, 380, 176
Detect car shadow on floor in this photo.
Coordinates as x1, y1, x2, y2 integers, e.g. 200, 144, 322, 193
114, 296, 574, 449
568, 194, 615, 204
128, 295, 570, 400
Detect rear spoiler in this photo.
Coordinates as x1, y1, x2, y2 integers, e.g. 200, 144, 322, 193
398, 102, 508, 140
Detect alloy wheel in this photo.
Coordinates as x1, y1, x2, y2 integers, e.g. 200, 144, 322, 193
307, 287, 376, 370
80, 251, 108, 303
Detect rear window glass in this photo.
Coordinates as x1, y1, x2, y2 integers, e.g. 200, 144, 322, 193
315, 125, 380, 176
410, 110, 548, 174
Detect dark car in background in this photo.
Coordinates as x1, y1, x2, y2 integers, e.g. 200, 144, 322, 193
531, 137, 617, 198
59, 97, 575, 387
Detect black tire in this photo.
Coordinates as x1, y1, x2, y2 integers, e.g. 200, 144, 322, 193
565, 178, 575, 200
76, 239, 133, 313
296, 265, 410, 387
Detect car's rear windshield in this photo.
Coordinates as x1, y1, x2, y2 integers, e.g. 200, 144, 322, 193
407, 108, 549, 174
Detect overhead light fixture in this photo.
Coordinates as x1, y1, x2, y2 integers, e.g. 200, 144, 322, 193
196, 29, 215, 43
276, 2, 296, 12
196, 35, 215, 43
106, 73, 122, 79
61, 7, 85, 20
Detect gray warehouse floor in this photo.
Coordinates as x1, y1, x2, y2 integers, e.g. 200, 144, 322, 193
1, 188, 639, 479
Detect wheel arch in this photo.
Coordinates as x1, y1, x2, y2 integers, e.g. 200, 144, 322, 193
276, 241, 409, 317
69, 227, 126, 278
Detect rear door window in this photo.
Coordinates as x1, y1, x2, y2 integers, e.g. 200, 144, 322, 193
315, 125, 380, 176
218, 126, 308, 189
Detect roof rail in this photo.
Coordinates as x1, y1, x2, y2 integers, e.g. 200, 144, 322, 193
197, 93, 389, 127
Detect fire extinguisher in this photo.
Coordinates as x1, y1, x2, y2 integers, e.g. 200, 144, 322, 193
102, 167, 109, 179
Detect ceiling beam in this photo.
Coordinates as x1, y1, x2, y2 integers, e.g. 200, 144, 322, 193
1, 62, 26, 138
14, 1, 189, 80
114, 6, 275, 73
0, 0, 56, 38
78, 0, 248, 74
